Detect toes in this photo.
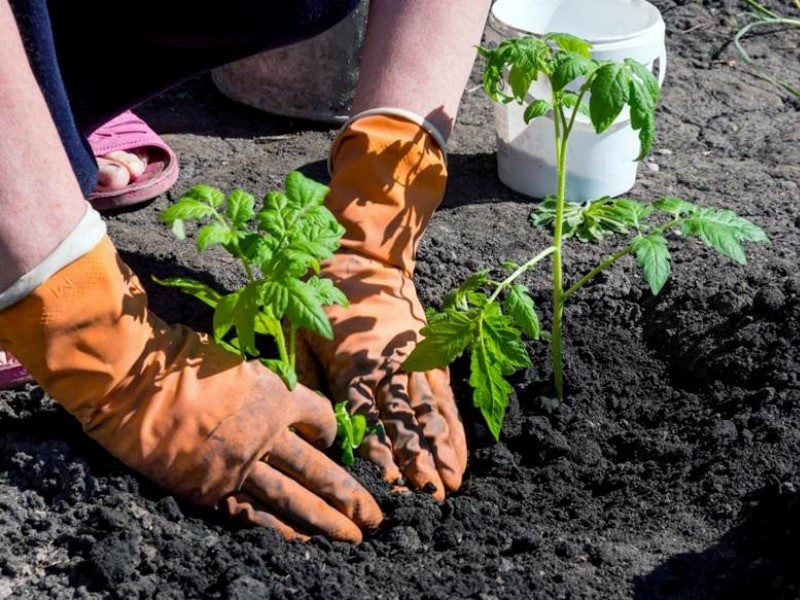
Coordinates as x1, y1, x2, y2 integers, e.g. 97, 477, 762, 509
104, 150, 147, 179
96, 157, 131, 192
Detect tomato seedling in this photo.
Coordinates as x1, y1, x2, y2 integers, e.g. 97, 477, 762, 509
157, 171, 348, 390
403, 34, 768, 440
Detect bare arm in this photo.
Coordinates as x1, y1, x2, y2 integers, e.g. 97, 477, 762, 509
0, 0, 86, 291
352, 0, 492, 140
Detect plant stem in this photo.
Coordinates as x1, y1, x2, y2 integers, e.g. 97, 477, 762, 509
288, 324, 297, 370
550, 100, 570, 402
487, 246, 557, 304
563, 219, 680, 299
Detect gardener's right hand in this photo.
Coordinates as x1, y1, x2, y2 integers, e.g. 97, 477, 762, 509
0, 225, 382, 543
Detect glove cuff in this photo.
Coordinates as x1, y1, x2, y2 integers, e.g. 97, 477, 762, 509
326, 110, 448, 276
0, 204, 106, 311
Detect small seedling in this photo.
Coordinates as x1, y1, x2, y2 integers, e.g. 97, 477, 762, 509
334, 402, 384, 466
734, 0, 799, 98
157, 171, 348, 390
403, 34, 768, 439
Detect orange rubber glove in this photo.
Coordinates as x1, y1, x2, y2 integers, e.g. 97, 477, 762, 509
296, 112, 468, 499
0, 234, 382, 542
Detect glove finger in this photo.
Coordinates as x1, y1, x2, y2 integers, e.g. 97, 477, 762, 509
408, 371, 463, 493
377, 372, 445, 500
244, 459, 365, 543
344, 383, 404, 485
285, 382, 338, 449
269, 430, 383, 531
426, 368, 468, 476
223, 492, 310, 542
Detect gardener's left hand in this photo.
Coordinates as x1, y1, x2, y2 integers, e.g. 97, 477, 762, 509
295, 112, 468, 499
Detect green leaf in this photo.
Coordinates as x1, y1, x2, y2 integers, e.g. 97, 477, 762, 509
681, 208, 768, 264
259, 280, 290, 318
170, 219, 186, 241
196, 222, 231, 252
212, 291, 240, 341
508, 63, 537, 103
504, 285, 541, 340
260, 358, 298, 390
159, 199, 217, 224
589, 63, 631, 133
239, 233, 278, 266
351, 414, 368, 447
226, 189, 256, 226
653, 196, 699, 217
482, 308, 531, 372
307, 276, 349, 308
233, 284, 260, 356
334, 402, 367, 466
282, 278, 333, 340
285, 171, 329, 209
631, 234, 671, 295
628, 75, 656, 160
545, 32, 592, 58
624, 58, 659, 103
562, 92, 590, 117
403, 309, 475, 372
442, 270, 490, 310
551, 52, 594, 91
523, 99, 552, 123
184, 184, 225, 208
469, 337, 513, 441
151, 276, 222, 309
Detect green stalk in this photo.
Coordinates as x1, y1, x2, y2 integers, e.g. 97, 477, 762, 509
288, 324, 297, 370
550, 97, 570, 401
486, 246, 557, 304
563, 219, 679, 299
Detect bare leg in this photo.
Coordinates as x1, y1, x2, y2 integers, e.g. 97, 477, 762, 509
0, 0, 86, 292
352, 0, 493, 140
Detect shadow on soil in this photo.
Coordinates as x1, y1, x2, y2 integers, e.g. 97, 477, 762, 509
634, 485, 800, 600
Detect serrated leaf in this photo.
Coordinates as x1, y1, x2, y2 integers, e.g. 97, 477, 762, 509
227, 189, 256, 225
524, 99, 552, 123
504, 285, 541, 339
624, 58, 659, 102
629, 75, 656, 160
551, 52, 594, 91
151, 276, 222, 308
631, 235, 671, 294
307, 276, 349, 308
442, 270, 490, 310
233, 285, 260, 356
261, 358, 298, 390
482, 308, 531, 371
403, 309, 475, 372
282, 278, 333, 340
545, 32, 592, 58
653, 196, 699, 217
681, 209, 768, 263
196, 222, 231, 252
259, 280, 290, 318
160, 199, 217, 224
239, 233, 278, 266
185, 184, 225, 208
257, 207, 285, 237
285, 171, 329, 209
509, 63, 537, 103
469, 338, 513, 441
590, 63, 630, 133
212, 291, 240, 341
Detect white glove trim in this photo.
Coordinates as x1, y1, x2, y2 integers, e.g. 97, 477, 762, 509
0, 204, 107, 311
328, 107, 448, 175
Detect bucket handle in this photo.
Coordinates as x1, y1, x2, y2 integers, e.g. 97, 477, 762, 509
655, 47, 667, 88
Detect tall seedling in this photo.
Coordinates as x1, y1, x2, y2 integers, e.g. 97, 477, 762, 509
403, 34, 768, 439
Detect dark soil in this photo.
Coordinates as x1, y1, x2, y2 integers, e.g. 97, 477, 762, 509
2, 1, 799, 598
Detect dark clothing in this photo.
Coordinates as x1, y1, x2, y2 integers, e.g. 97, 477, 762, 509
9, 0, 359, 196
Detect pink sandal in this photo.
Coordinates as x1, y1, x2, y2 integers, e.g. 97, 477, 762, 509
87, 111, 179, 211
0, 349, 31, 390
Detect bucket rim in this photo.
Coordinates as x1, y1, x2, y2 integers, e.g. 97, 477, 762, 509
488, 0, 664, 45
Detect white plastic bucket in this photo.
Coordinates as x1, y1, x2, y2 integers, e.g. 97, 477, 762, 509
486, 0, 667, 202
